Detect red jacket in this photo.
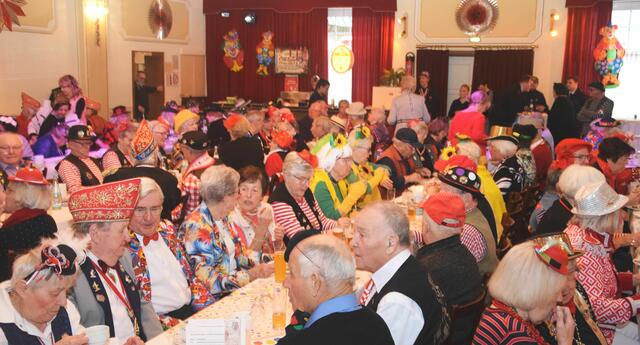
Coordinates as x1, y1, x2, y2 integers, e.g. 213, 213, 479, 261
448, 111, 486, 152
532, 139, 552, 191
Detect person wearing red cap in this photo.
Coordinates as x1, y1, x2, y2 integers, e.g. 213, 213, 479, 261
219, 114, 265, 171
416, 192, 484, 344
68, 179, 163, 344
0, 168, 57, 281
473, 241, 574, 345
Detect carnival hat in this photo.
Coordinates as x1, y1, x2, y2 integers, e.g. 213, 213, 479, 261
315, 134, 352, 172
174, 109, 199, 133
68, 178, 141, 223
9, 167, 49, 185
572, 181, 628, 216
420, 192, 466, 228
531, 232, 583, 260
131, 120, 157, 161
85, 97, 101, 112
330, 116, 347, 131
67, 125, 96, 141
395, 128, 423, 149
178, 131, 209, 151
486, 126, 519, 145
346, 102, 367, 116
21, 92, 41, 110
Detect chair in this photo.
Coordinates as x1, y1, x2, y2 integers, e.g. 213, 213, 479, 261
497, 184, 541, 258
445, 288, 488, 345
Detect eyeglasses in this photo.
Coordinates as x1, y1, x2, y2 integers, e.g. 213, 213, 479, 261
0, 145, 23, 152
71, 140, 92, 147
572, 154, 589, 160
289, 174, 311, 184
133, 205, 163, 216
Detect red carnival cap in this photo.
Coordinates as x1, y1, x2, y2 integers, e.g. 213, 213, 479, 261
68, 178, 141, 223
9, 167, 49, 185
420, 193, 466, 228
534, 243, 569, 275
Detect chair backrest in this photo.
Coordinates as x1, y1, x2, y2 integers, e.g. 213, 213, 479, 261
445, 288, 488, 345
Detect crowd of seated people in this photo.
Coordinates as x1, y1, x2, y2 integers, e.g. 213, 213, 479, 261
1, 71, 640, 345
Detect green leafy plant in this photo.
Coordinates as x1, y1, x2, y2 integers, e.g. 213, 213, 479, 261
380, 68, 406, 86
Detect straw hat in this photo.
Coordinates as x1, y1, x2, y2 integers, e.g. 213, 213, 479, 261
346, 102, 367, 116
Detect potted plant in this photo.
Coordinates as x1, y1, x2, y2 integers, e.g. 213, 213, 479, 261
380, 68, 406, 87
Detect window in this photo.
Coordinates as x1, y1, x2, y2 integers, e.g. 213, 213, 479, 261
327, 8, 353, 105
608, 2, 640, 119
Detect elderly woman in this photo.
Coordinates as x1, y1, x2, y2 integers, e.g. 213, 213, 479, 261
269, 151, 341, 241
512, 124, 538, 187
0, 168, 56, 281
565, 181, 640, 344
219, 114, 265, 171
0, 240, 87, 345
593, 137, 639, 197
102, 122, 138, 171
388, 76, 431, 131
448, 90, 489, 152
533, 233, 608, 345
346, 128, 391, 207
229, 166, 284, 254
425, 118, 448, 160
487, 126, 525, 200
310, 134, 366, 220
58, 74, 85, 120
181, 165, 273, 298
127, 178, 214, 328
473, 241, 575, 345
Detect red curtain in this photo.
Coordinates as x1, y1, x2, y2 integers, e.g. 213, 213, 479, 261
351, 8, 394, 105
203, 0, 396, 13
472, 50, 534, 92
205, 9, 328, 103
561, 1, 612, 85
416, 49, 449, 118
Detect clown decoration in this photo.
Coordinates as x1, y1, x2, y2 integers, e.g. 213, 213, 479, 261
0, 0, 26, 32
223, 30, 244, 72
593, 23, 625, 88
256, 31, 275, 76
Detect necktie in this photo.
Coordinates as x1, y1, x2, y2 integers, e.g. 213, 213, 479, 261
143, 232, 160, 246
359, 279, 376, 305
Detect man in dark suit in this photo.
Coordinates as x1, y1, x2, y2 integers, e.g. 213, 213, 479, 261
298, 101, 327, 143
566, 75, 587, 116
416, 71, 440, 118
529, 76, 548, 112
493, 75, 533, 127
278, 233, 394, 345
133, 71, 163, 121
352, 202, 450, 345
103, 120, 181, 220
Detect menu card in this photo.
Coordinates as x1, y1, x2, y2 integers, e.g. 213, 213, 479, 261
186, 318, 246, 345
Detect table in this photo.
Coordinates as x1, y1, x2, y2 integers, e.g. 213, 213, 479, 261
147, 271, 371, 345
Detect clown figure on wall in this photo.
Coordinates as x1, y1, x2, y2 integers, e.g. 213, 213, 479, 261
593, 23, 625, 88
223, 29, 244, 72
256, 31, 275, 76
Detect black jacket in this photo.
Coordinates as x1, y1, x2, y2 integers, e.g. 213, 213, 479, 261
103, 166, 181, 221
493, 84, 529, 126
569, 89, 587, 116
548, 95, 578, 144
219, 136, 265, 171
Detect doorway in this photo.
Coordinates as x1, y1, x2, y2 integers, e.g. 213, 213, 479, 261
132, 51, 165, 120
446, 56, 474, 113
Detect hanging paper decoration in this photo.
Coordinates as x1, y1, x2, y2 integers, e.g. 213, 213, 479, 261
223, 30, 244, 72
593, 23, 625, 88
0, 0, 26, 32
256, 31, 275, 76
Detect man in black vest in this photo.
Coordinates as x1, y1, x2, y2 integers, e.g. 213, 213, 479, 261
67, 179, 163, 344
415, 193, 484, 344
351, 201, 449, 345
57, 124, 103, 194
278, 232, 394, 345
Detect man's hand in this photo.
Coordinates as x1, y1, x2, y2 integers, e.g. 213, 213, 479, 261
55, 334, 89, 345
156, 85, 164, 92
123, 336, 145, 345
554, 306, 575, 345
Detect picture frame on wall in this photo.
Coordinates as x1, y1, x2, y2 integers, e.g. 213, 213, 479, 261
275, 47, 310, 74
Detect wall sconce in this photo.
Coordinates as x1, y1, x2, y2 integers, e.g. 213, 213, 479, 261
550, 10, 560, 37
85, 0, 108, 46
396, 14, 407, 39
469, 35, 481, 43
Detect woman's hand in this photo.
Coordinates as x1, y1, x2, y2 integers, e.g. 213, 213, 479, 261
55, 334, 89, 345
248, 262, 275, 281
337, 217, 351, 229
554, 306, 575, 345
380, 178, 393, 190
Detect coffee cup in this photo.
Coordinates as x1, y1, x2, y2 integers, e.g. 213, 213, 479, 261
85, 325, 109, 345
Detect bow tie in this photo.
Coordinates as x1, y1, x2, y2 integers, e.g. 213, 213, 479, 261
142, 232, 160, 246
97, 260, 116, 273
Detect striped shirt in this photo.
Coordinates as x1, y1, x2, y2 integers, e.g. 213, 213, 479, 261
473, 305, 537, 345
57, 157, 103, 194
102, 150, 134, 171
271, 196, 336, 239
460, 224, 487, 262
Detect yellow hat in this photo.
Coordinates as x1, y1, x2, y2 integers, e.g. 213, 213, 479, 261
174, 109, 199, 132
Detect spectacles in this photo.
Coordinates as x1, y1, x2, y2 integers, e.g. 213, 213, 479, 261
71, 140, 92, 147
289, 174, 311, 184
133, 205, 163, 216
0, 145, 23, 152
572, 154, 589, 160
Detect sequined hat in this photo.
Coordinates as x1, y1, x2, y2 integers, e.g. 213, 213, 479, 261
436, 156, 481, 195
486, 126, 519, 145
68, 178, 141, 223
534, 243, 569, 275
572, 181, 628, 216
0, 168, 8, 190
178, 131, 209, 151
131, 120, 157, 161
531, 232, 583, 260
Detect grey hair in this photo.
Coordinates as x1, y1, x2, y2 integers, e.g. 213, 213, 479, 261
295, 234, 355, 291
138, 177, 164, 200
456, 141, 482, 164
313, 117, 332, 135
8, 182, 52, 210
400, 76, 416, 92
200, 165, 240, 204
557, 165, 605, 201
119, 122, 139, 139
73, 221, 109, 236
282, 151, 313, 177
489, 140, 517, 157
362, 201, 411, 247
570, 210, 622, 234
245, 110, 264, 123
423, 209, 463, 234
134, 149, 159, 166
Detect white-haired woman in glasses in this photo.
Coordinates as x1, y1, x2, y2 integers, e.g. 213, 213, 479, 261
0, 239, 87, 345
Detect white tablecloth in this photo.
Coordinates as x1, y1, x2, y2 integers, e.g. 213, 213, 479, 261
147, 271, 371, 345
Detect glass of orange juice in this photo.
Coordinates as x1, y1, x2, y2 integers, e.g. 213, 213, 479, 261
274, 250, 286, 283
272, 285, 287, 330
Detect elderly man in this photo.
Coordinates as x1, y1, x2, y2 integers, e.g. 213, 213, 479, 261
57, 125, 103, 194
247, 109, 270, 155
278, 232, 394, 345
434, 156, 498, 275
68, 179, 163, 344
104, 121, 181, 221
127, 178, 214, 328
352, 201, 449, 345
299, 101, 328, 142
376, 128, 425, 195
415, 193, 484, 344
133, 71, 162, 121
577, 81, 614, 136
0, 132, 24, 176
389, 76, 431, 130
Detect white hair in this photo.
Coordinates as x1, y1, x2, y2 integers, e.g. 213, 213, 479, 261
456, 141, 482, 164
557, 165, 605, 201
295, 234, 355, 291
200, 165, 240, 204
8, 181, 52, 210
245, 110, 264, 123
490, 140, 517, 157
361, 202, 410, 247
282, 151, 313, 177
138, 177, 164, 200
